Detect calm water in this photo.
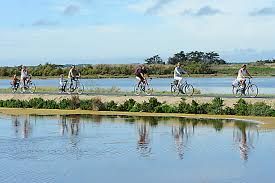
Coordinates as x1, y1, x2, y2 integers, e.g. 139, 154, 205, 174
0, 77, 275, 94
0, 114, 274, 183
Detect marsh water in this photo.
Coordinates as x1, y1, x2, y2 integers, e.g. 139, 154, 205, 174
0, 114, 274, 183
1, 77, 275, 94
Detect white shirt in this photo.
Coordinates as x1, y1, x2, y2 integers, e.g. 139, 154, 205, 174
21, 69, 28, 78
174, 66, 187, 78
237, 68, 248, 79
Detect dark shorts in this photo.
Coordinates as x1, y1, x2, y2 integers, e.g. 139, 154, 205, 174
136, 74, 144, 81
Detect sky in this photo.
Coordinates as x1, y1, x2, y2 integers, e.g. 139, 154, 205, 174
0, 0, 275, 66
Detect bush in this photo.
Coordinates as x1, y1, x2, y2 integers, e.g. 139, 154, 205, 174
248, 102, 275, 116
130, 103, 142, 112
207, 97, 224, 115
117, 99, 136, 111
234, 99, 248, 116
1, 97, 275, 117
105, 101, 118, 111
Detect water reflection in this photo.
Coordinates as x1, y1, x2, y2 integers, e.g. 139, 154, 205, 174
59, 115, 81, 148
9, 115, 259, 161
172, 123, 193, 160
137, 123, 151, 157
11, 116, 33, 138
234, 122, 259, 161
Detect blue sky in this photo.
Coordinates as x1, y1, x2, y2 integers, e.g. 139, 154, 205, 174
0, 0, 275, 66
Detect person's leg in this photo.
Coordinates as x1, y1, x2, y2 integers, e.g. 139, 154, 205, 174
136, 76, 142, 87
23, 78, 26, 87
174, 77, 183, 88
70, 78, 74, 89
240, 79, 246, 93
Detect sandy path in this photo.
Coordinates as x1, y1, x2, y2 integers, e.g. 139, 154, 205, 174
1, 93, 275, 107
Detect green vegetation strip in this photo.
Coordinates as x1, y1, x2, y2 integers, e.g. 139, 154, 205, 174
0, 96, 275, 117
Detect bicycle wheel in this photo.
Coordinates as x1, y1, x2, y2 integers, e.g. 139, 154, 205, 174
145, 84, 153, 96
76, 84, 84, 95
246, 84, 258, 98
232, 86, 243, 98
29, 83, 36, 94
134, 84, 141, 96
20, 83, 25, 94
184, 84, 194, 97
171, 84, 179, 96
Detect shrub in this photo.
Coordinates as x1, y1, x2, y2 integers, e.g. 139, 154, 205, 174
207, 97, 224, 115
130, 103, 142, 112
105, 101, 118, 111
248, 102, 275, 116
178, 98, 191, 114
234, 99, 248, 116
117, 99, 136, 111
91, 98, 105, 111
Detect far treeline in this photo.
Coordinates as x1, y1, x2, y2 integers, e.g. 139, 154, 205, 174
0, 51, 275, 77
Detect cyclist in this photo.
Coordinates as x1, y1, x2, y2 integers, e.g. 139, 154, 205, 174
135, 65, 148, 87
11, 74, 20, 89
174, 62, 189, 88
237, 64, 252, 93
21, 66, 29, 88
68, 65, 81, 89
59, 74, 68, 92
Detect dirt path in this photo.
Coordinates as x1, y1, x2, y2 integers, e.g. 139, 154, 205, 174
1, 93, 275, 107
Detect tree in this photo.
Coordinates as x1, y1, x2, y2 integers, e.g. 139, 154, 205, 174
167, 51, 186, 65
145, 55, 165, 65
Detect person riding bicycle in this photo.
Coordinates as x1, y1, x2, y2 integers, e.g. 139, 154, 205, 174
21, 66, 29, 88
59, 74, 68, 92
11, 74, 20, 89
237, 64, 252, 93
135, 65, 148, 87
174, 62, 189, 89
68, 65, 81, 89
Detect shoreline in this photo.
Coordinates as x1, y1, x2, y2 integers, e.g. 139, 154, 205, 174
1, 75, 275, 80
1, 108, 275, 129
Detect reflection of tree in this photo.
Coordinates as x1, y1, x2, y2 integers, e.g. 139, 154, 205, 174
137, 123, 151, 157
11, 115, 32, 138
234, 122, 258, 161
172, 123, 192, 160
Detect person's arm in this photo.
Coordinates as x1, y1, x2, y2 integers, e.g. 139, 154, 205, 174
175, 67, 181, 76
246, 70, 252, 78
68, 69, 72, 78
179, 67, 189, 76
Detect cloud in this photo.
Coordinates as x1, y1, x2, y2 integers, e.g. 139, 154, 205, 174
32, 19, 59, 26
250, 7, 275, 16
183, 6, 223, 16
63, 4, 80, 16
145, 0, 174, 15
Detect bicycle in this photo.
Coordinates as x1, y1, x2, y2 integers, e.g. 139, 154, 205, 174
134, 78, 153, 96
66, 77, 84, 94
20, 79, 36, 94
171, 79, 194, 97
10, 81, 20, 93
232, 78, 258, 98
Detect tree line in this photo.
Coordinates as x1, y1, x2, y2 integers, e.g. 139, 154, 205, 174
0, 51, 227, 77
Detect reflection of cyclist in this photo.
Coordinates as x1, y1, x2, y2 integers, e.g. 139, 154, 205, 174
174, 62, 189, 88
135, 65, 148, 87
68, 65, 80, 88
237, 64, 252, 92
